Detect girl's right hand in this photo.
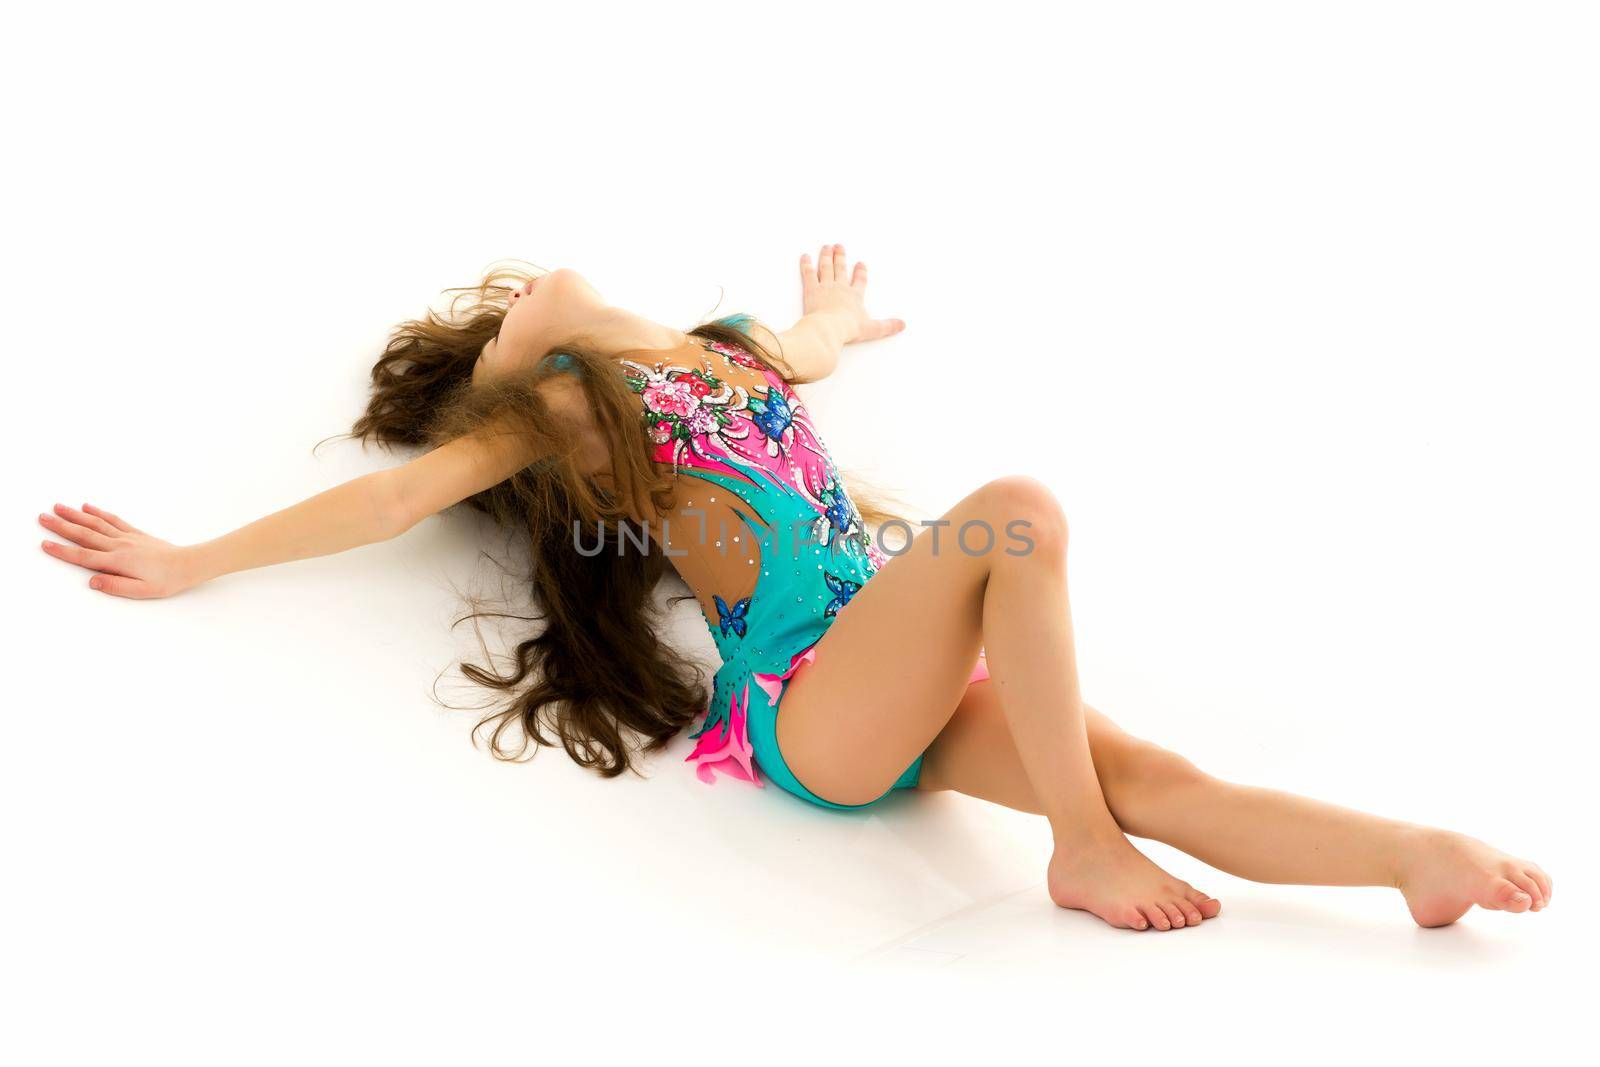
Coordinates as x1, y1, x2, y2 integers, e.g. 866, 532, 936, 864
38, 502, 203, 599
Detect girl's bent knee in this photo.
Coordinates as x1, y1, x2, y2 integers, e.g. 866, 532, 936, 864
974, 476, 1068, 560
1127, 742, 1208, 793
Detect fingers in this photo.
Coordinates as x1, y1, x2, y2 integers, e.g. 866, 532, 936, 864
857, 318, 906, 342
799, 251, 817, 292
56, 503, 120, 537
83, 502, 138, 533
851, 260, 867, 289
807, 243, 852, 285
39, 508, 115, 550
90, 574, 154, 599
40, 538, 120, 574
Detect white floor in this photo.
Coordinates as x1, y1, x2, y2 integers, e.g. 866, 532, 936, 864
6, 2, 1596, 1061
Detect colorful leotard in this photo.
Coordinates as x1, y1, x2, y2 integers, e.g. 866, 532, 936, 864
614, 317, 988, 810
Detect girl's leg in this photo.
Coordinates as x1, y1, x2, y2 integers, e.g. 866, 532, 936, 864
920, 685, 1554, 927
778, 477, 1215, 931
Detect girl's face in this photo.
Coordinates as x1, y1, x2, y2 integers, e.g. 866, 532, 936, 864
475, 268, 606, 381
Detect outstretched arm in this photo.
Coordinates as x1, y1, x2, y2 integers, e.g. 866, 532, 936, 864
184, 470, 409, 586
39, 473, 404, 600
757, 243, 905, 384
39, 387, 575, 599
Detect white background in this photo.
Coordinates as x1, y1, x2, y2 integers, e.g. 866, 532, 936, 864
5, 1, 1595, 1062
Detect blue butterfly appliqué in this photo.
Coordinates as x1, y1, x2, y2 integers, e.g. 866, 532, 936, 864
748, 388, 794, 445
823, 572, 861, 618
714, 594, 751, 638
824, 496, 853, 536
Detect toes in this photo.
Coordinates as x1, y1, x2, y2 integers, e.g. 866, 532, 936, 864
1508, 871, 1544, 911
1178, 900, 1205, 926
1160, 901, 1187, 929
1123, 907, 1150, 931
1527, 865, 1553, 907
1142, 905, 1172, 931
1481, 878, 1531, 912
1186, 888, 1222, 919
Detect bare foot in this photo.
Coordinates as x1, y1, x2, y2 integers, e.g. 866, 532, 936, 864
1397, 828, 1553, 927
1047, 833, 1221, 931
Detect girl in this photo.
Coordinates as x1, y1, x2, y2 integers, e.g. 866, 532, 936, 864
38, 247, 1551, 933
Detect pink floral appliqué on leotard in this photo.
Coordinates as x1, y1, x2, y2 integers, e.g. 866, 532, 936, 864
619, 348, 864, 544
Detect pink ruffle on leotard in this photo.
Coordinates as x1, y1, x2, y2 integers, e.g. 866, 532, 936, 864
683, 680, 762, 787
751, 646, 819, 705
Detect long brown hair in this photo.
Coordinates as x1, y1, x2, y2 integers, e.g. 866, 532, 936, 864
344, 263, 902, 779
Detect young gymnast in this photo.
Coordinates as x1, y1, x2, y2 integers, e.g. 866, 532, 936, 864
38, 247, 1552, 932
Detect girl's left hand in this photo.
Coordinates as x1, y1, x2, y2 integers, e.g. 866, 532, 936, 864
800, 244, 906, 343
